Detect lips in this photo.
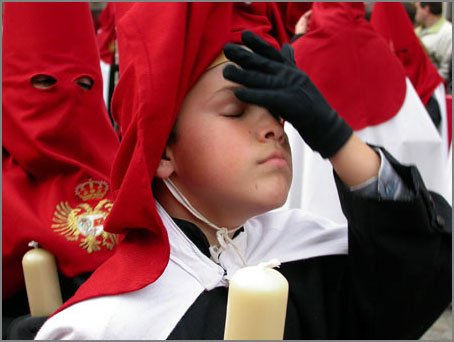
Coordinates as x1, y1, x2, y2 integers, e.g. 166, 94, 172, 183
258, 150, 289, 167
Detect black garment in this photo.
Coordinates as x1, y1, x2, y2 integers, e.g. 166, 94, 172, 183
3, 272, 91, 340
6, 316, 48, 340
169, 148, 451, 340
425, 95, 442, 129
290, 33, 304, 43
173, 218, 244, 259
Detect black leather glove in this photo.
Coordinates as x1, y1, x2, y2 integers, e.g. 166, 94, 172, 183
223, 30, 353, 159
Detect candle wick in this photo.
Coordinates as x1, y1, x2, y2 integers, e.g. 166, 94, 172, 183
258, 258, 281, 269
28, 241, 39, 249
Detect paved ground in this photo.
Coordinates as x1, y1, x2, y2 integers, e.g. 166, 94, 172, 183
421, 308, 452, 340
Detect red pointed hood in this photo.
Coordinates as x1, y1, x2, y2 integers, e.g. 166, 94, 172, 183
3, 2, 118, 176
292, 2, 407, 130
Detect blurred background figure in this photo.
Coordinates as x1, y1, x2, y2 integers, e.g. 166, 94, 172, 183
370, 2, 449, 152
414, 2, 452, 81
282, 2, 450, 224
2, 3, 120, 339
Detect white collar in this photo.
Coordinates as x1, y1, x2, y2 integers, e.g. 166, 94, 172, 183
156, 201, 227, 290
156, 202, 348, 290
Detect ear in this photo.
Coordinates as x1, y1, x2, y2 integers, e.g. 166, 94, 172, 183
155, 145, 175, 179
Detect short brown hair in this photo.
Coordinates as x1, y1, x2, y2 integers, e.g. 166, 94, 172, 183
420, 2, 443, 16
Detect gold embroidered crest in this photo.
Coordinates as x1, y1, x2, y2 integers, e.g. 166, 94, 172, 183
51, 179, 118, 253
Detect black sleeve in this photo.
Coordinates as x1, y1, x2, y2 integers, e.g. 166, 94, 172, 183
334, 146, 451, 339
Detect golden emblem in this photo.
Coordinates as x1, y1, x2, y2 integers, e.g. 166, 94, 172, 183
51, 179, 118, 253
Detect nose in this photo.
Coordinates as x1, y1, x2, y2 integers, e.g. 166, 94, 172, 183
256, 110, 285, 144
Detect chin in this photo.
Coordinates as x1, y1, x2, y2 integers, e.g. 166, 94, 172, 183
269, 191, 289, 209
251, 195, 288, 217
255, 181, 291, 212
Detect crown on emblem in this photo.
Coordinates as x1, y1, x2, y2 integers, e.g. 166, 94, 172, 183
75, 179, 109, 201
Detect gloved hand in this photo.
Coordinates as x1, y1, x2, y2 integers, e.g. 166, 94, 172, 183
223, 30, 353, 159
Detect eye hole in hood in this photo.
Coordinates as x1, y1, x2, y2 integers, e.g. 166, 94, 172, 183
30, 74, 57, 89
75, 76, 94, 90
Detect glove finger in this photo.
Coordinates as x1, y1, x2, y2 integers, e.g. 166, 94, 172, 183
224, 43, 281, 74
234, 88, 283, 122
280, 44, 296, 67
233, 87, 283, 112
223, 64, 285, 89
241, 30, 285, 63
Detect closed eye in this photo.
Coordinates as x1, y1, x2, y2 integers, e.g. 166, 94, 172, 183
221, 101, 246, 118
224, 112, 244, 118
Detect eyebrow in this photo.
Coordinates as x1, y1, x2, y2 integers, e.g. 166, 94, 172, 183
206, 85, 239, 103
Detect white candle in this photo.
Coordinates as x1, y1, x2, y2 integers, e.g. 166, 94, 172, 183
224, 259, 289, 340
22, 241, 63, 316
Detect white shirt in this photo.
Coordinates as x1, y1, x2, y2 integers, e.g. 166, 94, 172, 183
416, 17, 452, 80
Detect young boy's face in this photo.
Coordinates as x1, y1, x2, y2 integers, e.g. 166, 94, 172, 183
160, 62, 292, 225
